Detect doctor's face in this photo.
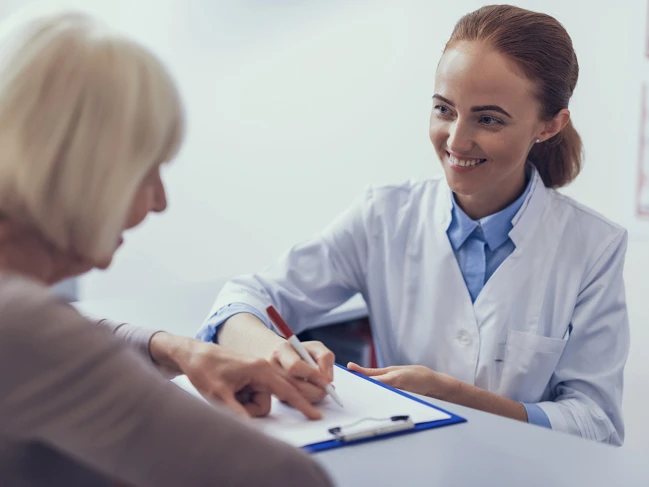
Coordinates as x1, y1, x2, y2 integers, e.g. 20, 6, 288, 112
429, 41, 545, 215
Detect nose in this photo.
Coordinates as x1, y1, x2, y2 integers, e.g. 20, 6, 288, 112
446, 119, 474, 154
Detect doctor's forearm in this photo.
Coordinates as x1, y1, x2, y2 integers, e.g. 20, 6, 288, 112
218, 313, 285, 360
443, 380, 528, 422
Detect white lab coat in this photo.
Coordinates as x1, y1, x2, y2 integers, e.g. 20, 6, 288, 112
209, 167, 629, 445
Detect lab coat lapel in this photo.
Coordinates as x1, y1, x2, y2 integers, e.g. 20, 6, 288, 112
471, 169, 560, 389
397, 180, 480, 384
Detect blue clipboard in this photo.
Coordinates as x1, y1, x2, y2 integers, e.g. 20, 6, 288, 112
304, 365, 467, 453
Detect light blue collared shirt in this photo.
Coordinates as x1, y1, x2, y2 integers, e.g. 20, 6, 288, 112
447, 177, 532, 303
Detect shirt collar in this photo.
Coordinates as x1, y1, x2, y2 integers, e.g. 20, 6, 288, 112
447, 165, 534, 251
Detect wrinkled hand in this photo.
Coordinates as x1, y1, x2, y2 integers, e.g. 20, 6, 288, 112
347, 362, 455, 399
150, 333, 322, 419
269, 340, 335, 404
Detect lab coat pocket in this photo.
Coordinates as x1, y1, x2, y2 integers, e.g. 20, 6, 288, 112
497, 328, 569, 403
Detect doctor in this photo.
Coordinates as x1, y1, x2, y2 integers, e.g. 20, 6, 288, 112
197, 5, 629, 445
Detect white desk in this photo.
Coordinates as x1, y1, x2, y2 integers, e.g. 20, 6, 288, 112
75, 281, 649, 487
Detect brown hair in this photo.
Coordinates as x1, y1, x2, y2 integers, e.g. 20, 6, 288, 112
446, 5, 582, 188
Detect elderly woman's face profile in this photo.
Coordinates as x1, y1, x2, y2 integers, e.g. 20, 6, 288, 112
119, 165, 168, 247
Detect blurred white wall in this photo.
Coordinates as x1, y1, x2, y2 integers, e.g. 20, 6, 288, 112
1, 0, 648, 452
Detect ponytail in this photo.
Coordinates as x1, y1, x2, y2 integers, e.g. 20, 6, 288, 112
528, 119, 582, 188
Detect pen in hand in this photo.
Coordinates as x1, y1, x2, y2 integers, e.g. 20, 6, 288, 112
266, 305, 344, 408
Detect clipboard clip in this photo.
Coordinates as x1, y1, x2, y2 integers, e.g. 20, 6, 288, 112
328, 415, 415, 442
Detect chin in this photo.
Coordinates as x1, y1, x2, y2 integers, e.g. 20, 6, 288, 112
441, 164, 478, 196
93, 238, 122, 270
90, 250, 116, 271
447, 181, 479, 198
95, 256, 113, 270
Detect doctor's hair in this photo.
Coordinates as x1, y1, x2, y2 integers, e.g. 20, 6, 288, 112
446, 5, 582, 189
0, 10, 184, 262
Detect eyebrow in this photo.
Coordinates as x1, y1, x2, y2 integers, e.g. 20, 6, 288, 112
432, 94, 512, 118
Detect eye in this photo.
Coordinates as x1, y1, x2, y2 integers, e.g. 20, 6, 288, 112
434, 105, 452, 116
478, 115, 502, 126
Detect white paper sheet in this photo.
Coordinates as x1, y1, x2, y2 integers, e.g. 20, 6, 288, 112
172, 366, 450, 448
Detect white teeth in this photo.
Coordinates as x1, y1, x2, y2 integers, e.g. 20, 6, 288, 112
448, 154, 485, 167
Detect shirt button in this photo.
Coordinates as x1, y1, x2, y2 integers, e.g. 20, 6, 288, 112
476, 226, 482, 233
456, 330, 472, 346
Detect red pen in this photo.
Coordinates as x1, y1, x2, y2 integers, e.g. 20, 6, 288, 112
266, 306, 344, 407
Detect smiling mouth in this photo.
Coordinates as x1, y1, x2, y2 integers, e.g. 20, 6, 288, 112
446, 152, 487, 167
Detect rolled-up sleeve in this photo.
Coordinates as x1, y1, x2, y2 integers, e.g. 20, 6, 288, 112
196, 303, 268, 343
197, 188, 374, 342
523, 403, 552, 429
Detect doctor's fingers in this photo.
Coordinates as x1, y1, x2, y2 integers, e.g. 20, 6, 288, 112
286, 376, 328, 404
302, 341, 335, 382
269, 353, 328, 403
347, 362, 399, 376
368, 370, 403, 388
271, 343, 331, 389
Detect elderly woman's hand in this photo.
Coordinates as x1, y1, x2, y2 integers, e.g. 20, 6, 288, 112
149, 332, 322, 420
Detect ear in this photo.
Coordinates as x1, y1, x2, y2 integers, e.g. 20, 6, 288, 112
537, 108, 570, 142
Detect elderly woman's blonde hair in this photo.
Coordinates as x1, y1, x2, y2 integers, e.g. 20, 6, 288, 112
0, 10, 184, 262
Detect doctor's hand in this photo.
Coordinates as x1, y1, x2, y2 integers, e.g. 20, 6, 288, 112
348, 362, 531, 423
149, 332, 322, 420
269, 340, 335, 404
347, 362, 456, 399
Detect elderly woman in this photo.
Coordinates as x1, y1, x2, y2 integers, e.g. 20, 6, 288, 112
0, 10, 331, 487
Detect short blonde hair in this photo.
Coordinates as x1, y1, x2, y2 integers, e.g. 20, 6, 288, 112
0, 10, 184, 261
